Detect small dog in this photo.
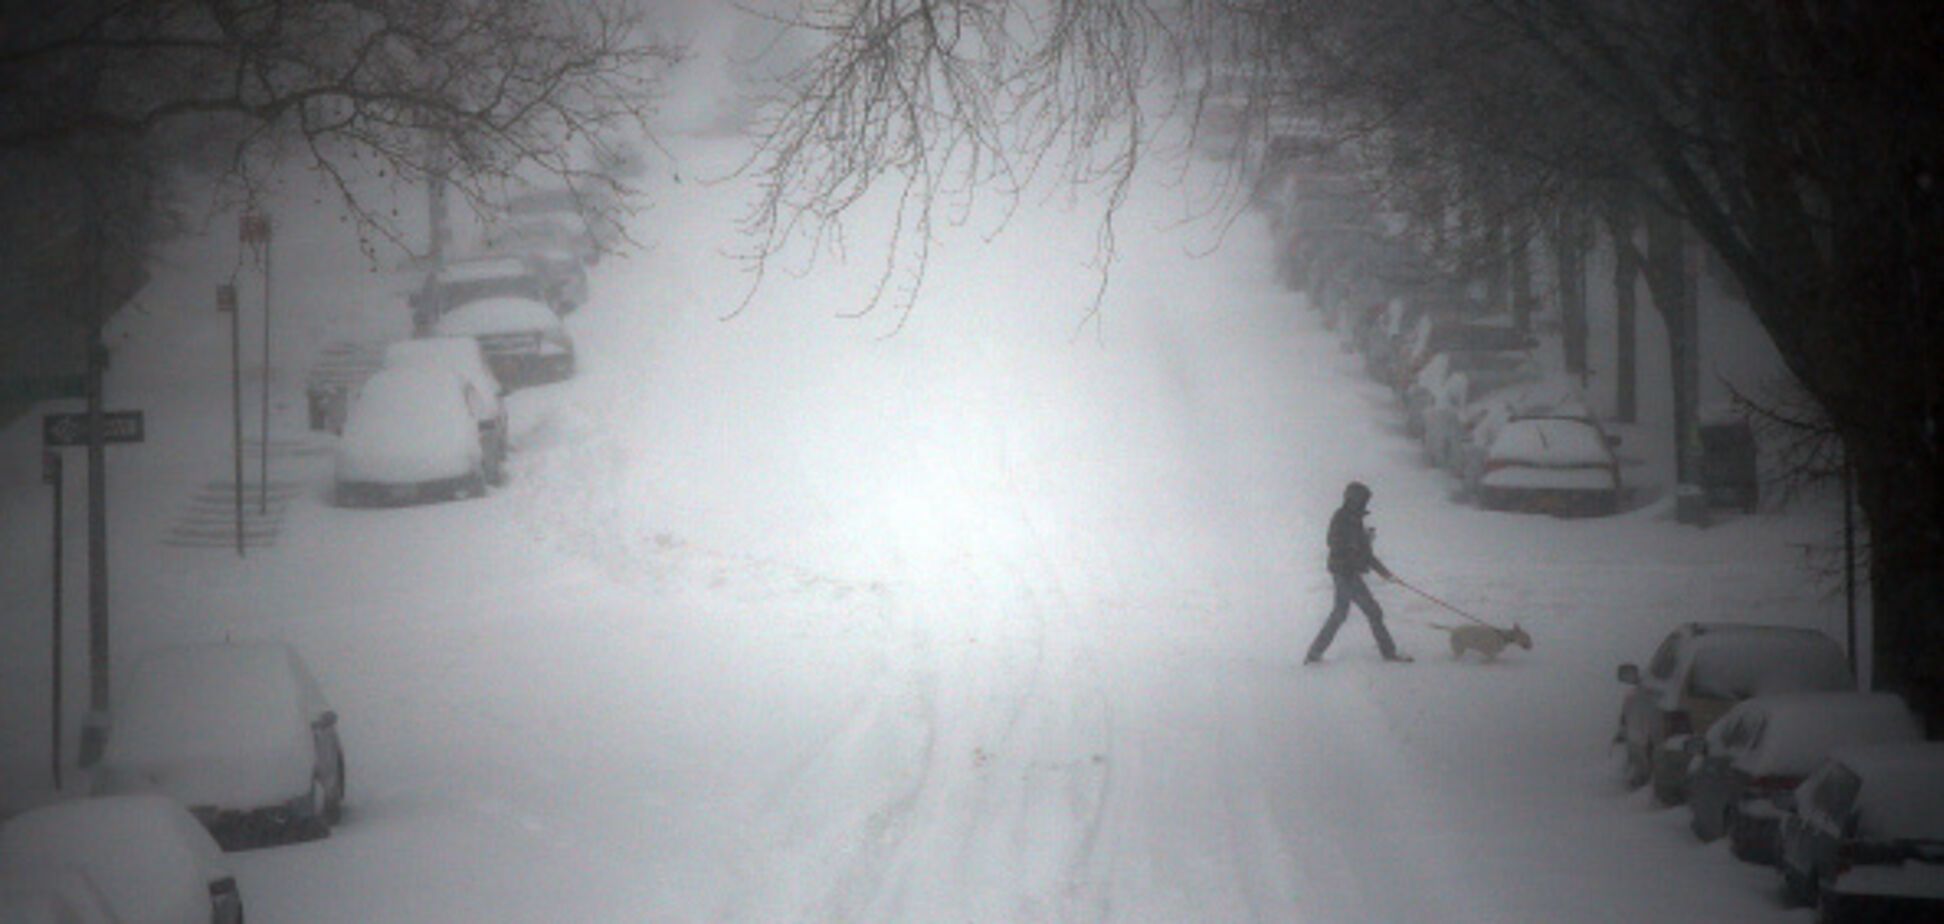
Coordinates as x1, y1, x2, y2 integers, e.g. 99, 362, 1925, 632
1429, 622, 1533, 661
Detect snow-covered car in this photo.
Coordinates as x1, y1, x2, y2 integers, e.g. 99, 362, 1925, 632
408, 254, 558, 331
1684, 692, 1922, 863
1475, 414, 1623, 516
1392, 314, 1535, 398
1614, 623, 1853, 804
1777, 742, 1944, 921
0, 794, 242, 924
334, 365, 488, 506
1452, 379, 1589, 487
515, 244, 589, 312
384, 337, 509, 485
91, 642, 346, 851
432, 295, 576, 390
1413, 350, 1542, 464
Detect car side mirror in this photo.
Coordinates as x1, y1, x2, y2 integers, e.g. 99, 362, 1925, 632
313, 710, 338, 731
1617, 664, 1641, 685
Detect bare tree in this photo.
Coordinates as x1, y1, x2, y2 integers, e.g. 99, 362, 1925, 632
1, 0, 678, 256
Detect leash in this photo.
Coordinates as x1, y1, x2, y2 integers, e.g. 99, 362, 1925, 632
1383, 573, 1502, 630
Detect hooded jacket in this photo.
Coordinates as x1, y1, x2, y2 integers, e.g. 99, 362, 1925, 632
1327, 490, 1387, 577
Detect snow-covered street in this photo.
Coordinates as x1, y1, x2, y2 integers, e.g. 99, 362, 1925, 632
0, 108, 1845, 923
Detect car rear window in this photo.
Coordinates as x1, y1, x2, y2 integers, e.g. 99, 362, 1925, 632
1686, 633, 1852, 700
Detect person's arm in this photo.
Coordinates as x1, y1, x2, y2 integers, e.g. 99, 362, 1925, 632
1365, 526, 1393, 579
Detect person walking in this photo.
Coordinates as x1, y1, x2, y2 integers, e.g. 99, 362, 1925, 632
1305, 481, 1412, 664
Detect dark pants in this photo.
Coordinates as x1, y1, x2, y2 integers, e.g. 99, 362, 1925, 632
1306, 571, 1398, 660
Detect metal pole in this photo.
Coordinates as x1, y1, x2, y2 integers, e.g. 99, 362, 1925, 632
259, 231, 272, 515
227, 285, 246, 558
77, 209, 110, 768
1844, 450, 1858, 680
47, 451, 62, 789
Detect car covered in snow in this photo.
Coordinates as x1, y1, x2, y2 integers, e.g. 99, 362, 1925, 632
1614, 623, 1853, 804
1391, 314, 1535, 399
1777, 742, 1944, 922
383, 337, 509, 485
1412, 350, 1542, 465
432, 295, 576, 390
0, 794, 242, 924
1684, 692, 1922, 863
91, 642, 346, 851
1475, 413, 1623, 516
1452, 378, 1589, 488
408, 254, 556, 331
334, 365, 488, 506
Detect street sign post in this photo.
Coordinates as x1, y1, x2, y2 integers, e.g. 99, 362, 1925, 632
42, 411, 144, 447
45, 450, 62, 788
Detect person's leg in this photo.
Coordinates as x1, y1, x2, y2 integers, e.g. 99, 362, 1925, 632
1346, 576, 1401, 659
1305, 575, 1353, 662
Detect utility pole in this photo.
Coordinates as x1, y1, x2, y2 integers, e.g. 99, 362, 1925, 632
242, 212, 273, 514
46, 450, 63, 789
78, 195, 110, 768
220, 283, 245, 557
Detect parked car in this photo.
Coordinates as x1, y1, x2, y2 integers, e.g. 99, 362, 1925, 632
1475, 413, 1624, 516
384, 337, 509, 485
0, 794, 242, 924
1685, 692, 1922, 863
1413, 350, 1541, 461
409, 254, 560, 331
513, 244, 589, 312
1777, 742, 1944, 921
1452, 379, 1588, 488
1614, 623, 1853, 803
1391, 314, 1535, 398
432, 295, 576, 389
334, 365, 488, 507
91, 642, 345, 851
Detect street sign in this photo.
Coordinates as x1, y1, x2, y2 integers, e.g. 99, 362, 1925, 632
1, 374, 87, 402
43, 411, 144, 447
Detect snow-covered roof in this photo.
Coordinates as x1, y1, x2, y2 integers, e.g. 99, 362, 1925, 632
1487, 417, 1614, 469
0, 794, 225, 924
1682, 629, 1852, 701
1711, 692, 1922, 778
434, 297, 560, 336
98, 642, 328, 810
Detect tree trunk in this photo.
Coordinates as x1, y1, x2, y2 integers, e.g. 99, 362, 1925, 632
1853, 431, 1944, 736
1553, 210, 1589, 379
1641, 208, 1699, 485
1511, 215, 1536, 334
1611, 214, 1639, 424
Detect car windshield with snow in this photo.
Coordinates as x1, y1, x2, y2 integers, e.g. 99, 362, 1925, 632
334, 365, 487, 506
1477, 414, 1622, 516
